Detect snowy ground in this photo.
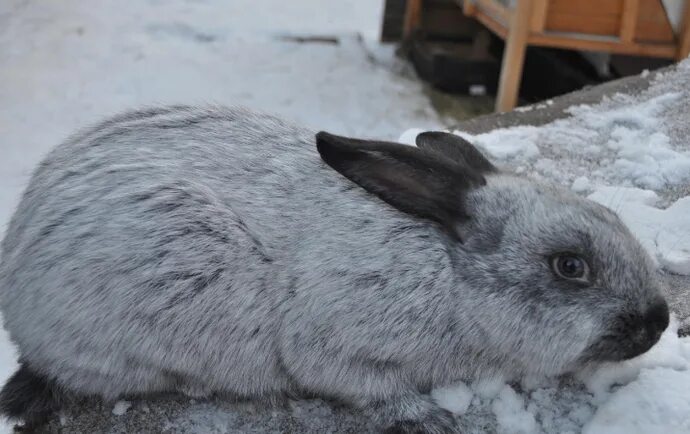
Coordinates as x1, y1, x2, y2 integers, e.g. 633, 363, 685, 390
1, 1, 690, 433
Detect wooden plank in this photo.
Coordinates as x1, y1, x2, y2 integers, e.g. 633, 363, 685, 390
462, 0, 477, 16
546, 13, 620, 36
496, 0, 532, 112
620, 0, 639, 42
527, 31, 677, 57
678, 0, 690, 59
636, 19, 676, 43
402, 0, 423, 38
635, 0, 676, 43
530, 0, 549, 32
423, 2, 482, 40
473, 9, 510, 39
548, 0, 623, 15
476, 0, 510, 25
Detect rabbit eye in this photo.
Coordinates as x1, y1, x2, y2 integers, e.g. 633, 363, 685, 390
551, 254, 589, 281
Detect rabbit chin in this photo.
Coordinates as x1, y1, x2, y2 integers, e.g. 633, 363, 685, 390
508, 309, 669, 378
580, 333, 664, 364
577, 321, 668, 364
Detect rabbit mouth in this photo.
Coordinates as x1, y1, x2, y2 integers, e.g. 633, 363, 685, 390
578, 334, 657, 363
610, 334, 662, 361
581, 302, 670, 363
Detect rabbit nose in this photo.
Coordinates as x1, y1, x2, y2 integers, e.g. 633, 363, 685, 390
644, 300, 669, 344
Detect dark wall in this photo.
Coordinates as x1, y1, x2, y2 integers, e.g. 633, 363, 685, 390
380, 0, 408, 42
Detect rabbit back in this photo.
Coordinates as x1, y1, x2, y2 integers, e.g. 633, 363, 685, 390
0, 106, 337, 398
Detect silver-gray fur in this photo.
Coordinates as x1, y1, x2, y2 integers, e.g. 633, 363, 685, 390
0, 106, 669, 433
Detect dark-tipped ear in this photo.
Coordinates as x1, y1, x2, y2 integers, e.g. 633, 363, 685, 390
316, 131, 487, 239
415, 131, 496, 174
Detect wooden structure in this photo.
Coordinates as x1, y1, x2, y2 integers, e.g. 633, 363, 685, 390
403, 0, 690, 111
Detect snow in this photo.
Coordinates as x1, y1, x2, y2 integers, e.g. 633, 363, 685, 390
112, 400, 132, 416
578, 316, 689, 402
398, 128, 428, 146
1, 0, 690, 432
400, 78, 690, 192
588, 187, 690, 275
543, 91, 690, 190
432, 382, 473, 415
492, 386, 539, 434
0, 0, 442, 234
0, 329, 17, 434
453, 127, 542, 161
403, 93, 690, 192
581, 316, 690, 434
411, 125, 548, 164
583, 369, 690, 434
571, 176, 591, 193
571, 93, 690, 190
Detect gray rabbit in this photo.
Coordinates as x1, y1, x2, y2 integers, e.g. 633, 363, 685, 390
0, 106, 669, 433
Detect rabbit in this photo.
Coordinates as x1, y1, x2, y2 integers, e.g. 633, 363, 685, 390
0, 106, 670, 433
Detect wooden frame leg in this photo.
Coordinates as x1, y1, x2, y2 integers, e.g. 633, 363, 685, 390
495, 0, 533, 112
402, 0, 423, 39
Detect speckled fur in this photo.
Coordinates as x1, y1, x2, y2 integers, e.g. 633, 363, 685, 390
0, 106, 668, 433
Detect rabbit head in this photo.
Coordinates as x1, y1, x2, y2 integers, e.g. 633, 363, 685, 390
317, 131, 669, 378
460, 173, 669, 375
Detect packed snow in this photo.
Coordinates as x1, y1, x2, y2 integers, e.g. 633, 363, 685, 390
491, 386, 539, 434
588, 187, 690, 275
455, 127, 542, 161
448, 91, 690, 192
1, 0, 690, 432
431, 383, 474, 415
404, 63, 690, 202
111, 400, 132, 416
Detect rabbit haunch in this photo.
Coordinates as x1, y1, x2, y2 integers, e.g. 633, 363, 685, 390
0, 106, 668, 433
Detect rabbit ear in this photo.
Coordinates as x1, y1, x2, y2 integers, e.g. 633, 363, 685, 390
316, 131, 487, 239
415, 131, 496, 174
